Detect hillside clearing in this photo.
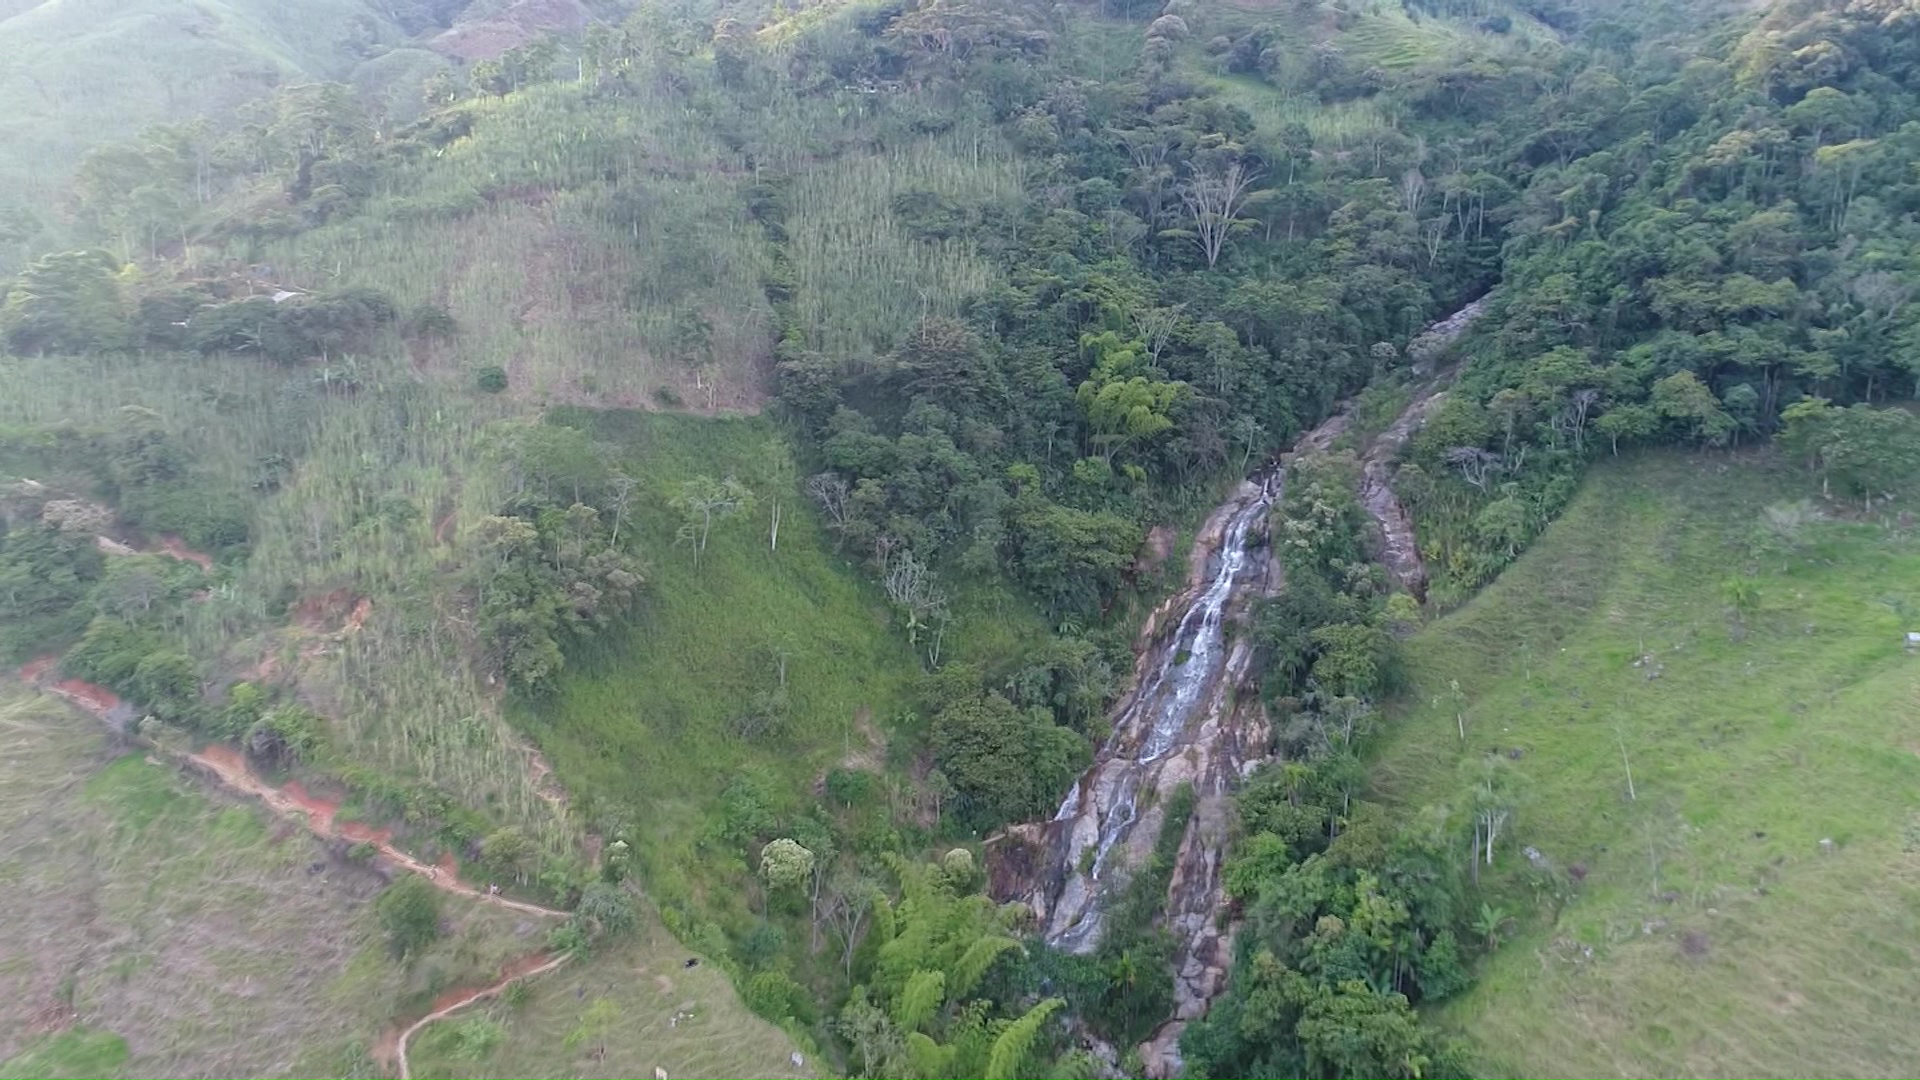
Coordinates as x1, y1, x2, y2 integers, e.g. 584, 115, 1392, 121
1373, 453, 1920, 1077
0, 682, 537, 1078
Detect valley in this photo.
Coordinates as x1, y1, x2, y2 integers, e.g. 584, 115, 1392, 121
4, 0, 1920, 1075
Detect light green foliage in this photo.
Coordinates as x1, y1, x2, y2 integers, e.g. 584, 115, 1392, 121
837, 855, 1042, 1079
759, 837, 815, 892
671, 475, 755, 566
519, 410, 952, 931
894, 969, 947, 1033
1, 1028, 130, 1080
448, 1016, 507, 1061
1075, 331, 1191, 466
1374, 455, 1920, 1076
562, 997, 619, 1061
985, 997, 1064, 1080
787, 130, 1023, 360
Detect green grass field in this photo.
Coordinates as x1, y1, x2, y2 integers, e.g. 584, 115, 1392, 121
1373, 452, 1920, 1077
516, 410, 1050, 937
405, 931, 812, 1080
0, 682, 539, 1079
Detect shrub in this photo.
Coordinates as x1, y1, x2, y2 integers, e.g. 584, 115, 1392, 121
406, 303, 458, 338
476, 365, 509, 393
742, 970, 814, 1024
376, 875, 442, 959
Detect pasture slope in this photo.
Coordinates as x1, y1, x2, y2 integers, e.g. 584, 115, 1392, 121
1374, 451, 1920, 1077
0, 679, 806, 1079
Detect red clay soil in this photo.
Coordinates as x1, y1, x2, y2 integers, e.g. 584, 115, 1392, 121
378, 951, 574, 1080
16, 661, 564, 923
51, 678, 121, 716
17, 658, 580, 1080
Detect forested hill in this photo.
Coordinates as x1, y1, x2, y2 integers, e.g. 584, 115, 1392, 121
3, 0, 1920, 1075
0, 0, 594, 229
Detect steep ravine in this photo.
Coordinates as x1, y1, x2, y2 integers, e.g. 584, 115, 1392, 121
987, 300, 1484, 1076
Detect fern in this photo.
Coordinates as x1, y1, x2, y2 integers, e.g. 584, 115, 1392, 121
894, 968, 946, 1034
1052, 1045, 1098, 1076
948, 934, 1021, 1002
986, 997, 1063, 1080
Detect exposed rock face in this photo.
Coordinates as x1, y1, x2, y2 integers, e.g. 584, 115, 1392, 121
1360, 296, 1489, 599
984, 463, 1299, 1078
987, 299, 1489, 1078
1361, 385, 1447, 599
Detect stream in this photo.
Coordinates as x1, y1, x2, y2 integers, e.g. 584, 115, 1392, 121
986, 298, 1485, 1076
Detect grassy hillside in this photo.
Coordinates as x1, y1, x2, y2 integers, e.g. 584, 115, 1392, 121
519, 409, 1049, 940
1373, 453, 1920, 1077
405, 934, 813, 1080
0, 682, 531, 1078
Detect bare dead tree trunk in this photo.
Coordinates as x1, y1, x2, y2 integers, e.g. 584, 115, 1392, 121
1178, 162, 1261, 269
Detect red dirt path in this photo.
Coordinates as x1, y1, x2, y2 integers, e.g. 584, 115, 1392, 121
15, 659, 578, 1080
378, 951, 573, 1079
15, 660, 562, 920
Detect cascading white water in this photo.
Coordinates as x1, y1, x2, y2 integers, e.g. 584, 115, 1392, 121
1034, 299, 1487, 960
1044, 476, 1279, 952
995, 298, 1490, 1076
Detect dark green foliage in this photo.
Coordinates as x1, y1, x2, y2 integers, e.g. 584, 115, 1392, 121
1047, 784, 1196, 1047
62, 617, 208, 729
0, 521, 105, 659
376, 875, 443, 960
569, 881, 640, 946
88, 422, 251, 556
1184, 820, 1474, 1079
1397, 0, 1920, 589
1777, 398, 1920, 505
923, 665, 1089, 833
405, 302, 459, 339
0, 250, 130, 354
463, 426, 646, 691
475, 364, 508, 393
246, 705, 323, 769
743, 969, 816, 1025
185, 288, 397, 363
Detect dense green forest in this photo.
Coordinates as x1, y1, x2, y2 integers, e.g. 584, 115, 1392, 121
4, 0, 1920, 1074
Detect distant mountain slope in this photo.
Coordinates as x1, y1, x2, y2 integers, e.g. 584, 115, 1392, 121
0, 0, 449, 208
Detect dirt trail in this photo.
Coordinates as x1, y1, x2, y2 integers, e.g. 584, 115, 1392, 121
377, 951, 573, 1080
17, 660, 567, 921
19, 658, 579, 1077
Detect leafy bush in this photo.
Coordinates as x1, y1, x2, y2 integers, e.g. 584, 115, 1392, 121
376, 875, 442, 959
